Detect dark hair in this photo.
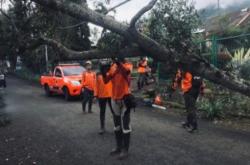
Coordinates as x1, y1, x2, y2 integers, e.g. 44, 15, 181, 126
100, 63, 110, 77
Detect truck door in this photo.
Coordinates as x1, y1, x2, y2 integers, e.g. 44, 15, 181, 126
54, 68, 63, 92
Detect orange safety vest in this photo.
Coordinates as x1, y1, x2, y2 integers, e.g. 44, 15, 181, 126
181, 72, 192, 93
107, 62, 133, 100
82, 71, 96, 92
95, 74, 112, 98
137, 60, 147, 73
173, 69, 192, 93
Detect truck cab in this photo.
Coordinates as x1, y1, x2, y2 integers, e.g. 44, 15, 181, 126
40, 64, 85, 100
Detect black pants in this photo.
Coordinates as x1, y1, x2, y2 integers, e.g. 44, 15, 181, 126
0, 80, 6, 88
184, 92, 199, 129
82, 88, 94, 112
112, 100, 131, 151
98, 97, 114, 129
137, 73, 146, 89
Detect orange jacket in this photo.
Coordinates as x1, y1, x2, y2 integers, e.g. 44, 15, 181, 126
95, 74, 112, 98
173, 69, 205, 94
181, 72, 192, 93
137, 60, 147, 73
82, 71, 96, 92
107, 62, 133, 100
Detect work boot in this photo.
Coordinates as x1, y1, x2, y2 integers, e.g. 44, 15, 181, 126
187, 126, 198, 133
118, 149, 129, 160
118, 133, 130, 160
99, 120, 105, 134
181, 122, 190, 129
123, 133, 130, 151
98, 128, 105, 135
82, 104, 87, 114
110, 148, 122, 156
110, 130, 122, 156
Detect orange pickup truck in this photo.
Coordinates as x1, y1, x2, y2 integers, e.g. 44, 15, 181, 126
40, 64, 85, 100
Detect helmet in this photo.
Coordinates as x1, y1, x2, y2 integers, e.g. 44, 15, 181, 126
85, 60, 92, 65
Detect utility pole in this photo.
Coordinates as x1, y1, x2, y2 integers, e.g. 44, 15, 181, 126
45, 45, 48, 72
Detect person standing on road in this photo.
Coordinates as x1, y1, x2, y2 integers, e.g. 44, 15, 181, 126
104, 58, 133, 160
96, 62, 114, 134
137, 57, 148, 90
82, 61, 96, 114
172, 64, 205, 133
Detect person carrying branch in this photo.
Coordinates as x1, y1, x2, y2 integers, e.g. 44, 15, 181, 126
172, 63, 205, 133
104, 57, 133, 160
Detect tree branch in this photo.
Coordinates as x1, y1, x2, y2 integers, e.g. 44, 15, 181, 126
40, 36, 143, 60
106, 0, 131, 13
130, 0, 157, 28
30, 0, 250, 98
0, 8, 19, 32
58, 0, 132, 30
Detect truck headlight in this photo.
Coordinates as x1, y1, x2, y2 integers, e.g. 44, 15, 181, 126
70, 80, 81, 86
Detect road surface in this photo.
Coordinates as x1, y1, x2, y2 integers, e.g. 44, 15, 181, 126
0, 77, 250, 165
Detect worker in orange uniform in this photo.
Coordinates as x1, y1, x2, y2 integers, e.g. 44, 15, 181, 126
173, 64, 205, 133
137, 57, 148, 90
82, 61, 96, 113
104, 58, 133, 160
96, 62, 114, 134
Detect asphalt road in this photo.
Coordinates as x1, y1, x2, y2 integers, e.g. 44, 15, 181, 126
0, 77, 250, 165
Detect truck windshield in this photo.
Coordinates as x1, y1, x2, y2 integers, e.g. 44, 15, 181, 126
62, 66, 85, 76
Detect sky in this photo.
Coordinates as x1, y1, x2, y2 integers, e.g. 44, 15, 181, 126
2, 0, 248, 22
1, 0, 248, 43
88, 0, 248, 22
87, 0, 248, 43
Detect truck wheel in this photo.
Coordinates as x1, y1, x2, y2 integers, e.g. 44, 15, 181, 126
44, 85, 52, 97
63, 87, 71, 101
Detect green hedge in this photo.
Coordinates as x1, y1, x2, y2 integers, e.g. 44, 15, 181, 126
14, 67, 40, 83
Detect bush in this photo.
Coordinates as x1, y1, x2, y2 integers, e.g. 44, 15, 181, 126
197, 97, 225, 120
15, 67, 40, 82
197, 82, 250, 120
239, 60, 250, 80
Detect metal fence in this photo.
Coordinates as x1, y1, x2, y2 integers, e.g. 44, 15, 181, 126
198, 33, 250, 67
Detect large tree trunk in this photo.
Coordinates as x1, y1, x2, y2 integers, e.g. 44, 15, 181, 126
31, 0, 250, 97
40, 37, 144, 60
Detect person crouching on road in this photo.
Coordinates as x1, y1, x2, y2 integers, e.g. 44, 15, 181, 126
172, 64, 205, 133
104, 58, 133, 160
96, 62, 114, 134
82, 60, 96, 114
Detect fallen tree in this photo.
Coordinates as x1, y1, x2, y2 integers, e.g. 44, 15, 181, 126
29, 0, 250, 97
41, 36, 144, 60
